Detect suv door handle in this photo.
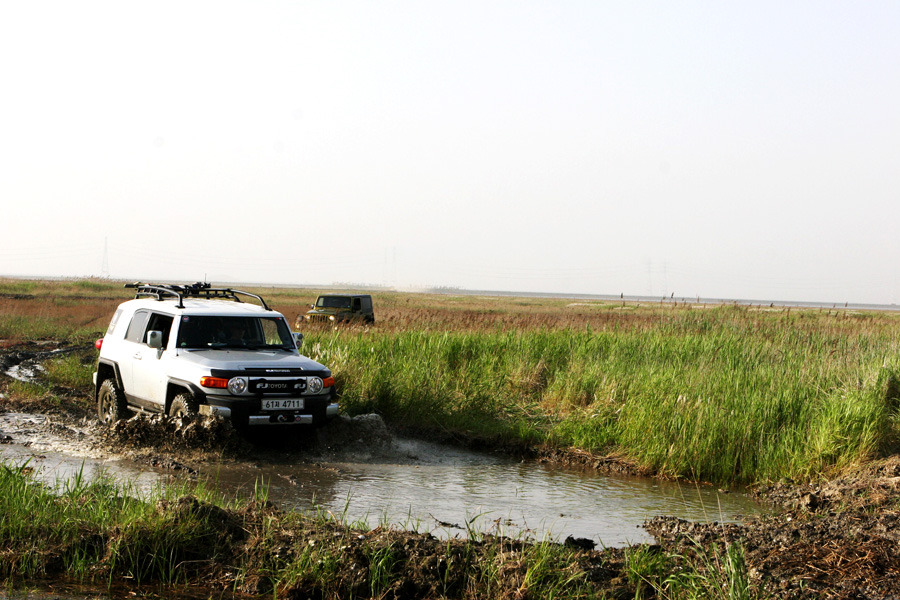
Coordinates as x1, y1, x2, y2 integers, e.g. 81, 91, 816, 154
133, 353, 142, 360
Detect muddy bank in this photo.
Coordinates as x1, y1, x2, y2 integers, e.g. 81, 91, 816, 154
647, 457, 900, 599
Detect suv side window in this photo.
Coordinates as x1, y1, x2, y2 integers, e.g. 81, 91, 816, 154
146, 312, 174, 348
124, 310, 150, 343
352, 298, 361, 311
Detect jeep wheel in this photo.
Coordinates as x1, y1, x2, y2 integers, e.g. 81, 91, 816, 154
169, 393, 199, 418
97, 379, 127, 426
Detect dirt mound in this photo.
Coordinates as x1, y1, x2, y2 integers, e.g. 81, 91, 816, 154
755, 455, 900, 514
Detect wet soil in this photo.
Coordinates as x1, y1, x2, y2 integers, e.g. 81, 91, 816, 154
3, 341, 900, 598
646, 457, 900, 598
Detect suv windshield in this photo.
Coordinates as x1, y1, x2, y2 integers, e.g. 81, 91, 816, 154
317, 296, 351, 309
176, 316, 294, 349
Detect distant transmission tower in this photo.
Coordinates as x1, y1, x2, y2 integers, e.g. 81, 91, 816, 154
100, 237, 110, 278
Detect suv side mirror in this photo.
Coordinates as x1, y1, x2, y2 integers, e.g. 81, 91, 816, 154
292, 332, 304, 349
147, 330, 164, 349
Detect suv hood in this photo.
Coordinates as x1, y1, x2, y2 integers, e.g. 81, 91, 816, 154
178, 349, 328, 372
307, 307, 347, 315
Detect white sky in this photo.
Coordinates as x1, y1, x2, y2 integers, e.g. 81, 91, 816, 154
1, 2, 898, 304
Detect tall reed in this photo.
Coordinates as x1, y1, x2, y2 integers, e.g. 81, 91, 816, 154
305, 306, 900, 484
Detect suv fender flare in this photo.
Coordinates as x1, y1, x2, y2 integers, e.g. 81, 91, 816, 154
95, 359, 124, 399
165, 378, 206, 413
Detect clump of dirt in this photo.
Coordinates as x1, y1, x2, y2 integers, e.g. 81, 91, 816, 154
535, 445, 653, 477
755, 455, 900, 513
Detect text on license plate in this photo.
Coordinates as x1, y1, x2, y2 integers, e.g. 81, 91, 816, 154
262, 399, 305, 411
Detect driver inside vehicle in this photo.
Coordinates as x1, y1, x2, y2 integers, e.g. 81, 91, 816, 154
213, 319, 248, 346
225, 321, 247, 344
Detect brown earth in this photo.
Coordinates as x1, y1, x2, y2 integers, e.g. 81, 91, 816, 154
3, 341, 900, 598
647, 458, 900, 599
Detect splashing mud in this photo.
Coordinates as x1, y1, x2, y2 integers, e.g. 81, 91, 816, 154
101, 413, 252, 456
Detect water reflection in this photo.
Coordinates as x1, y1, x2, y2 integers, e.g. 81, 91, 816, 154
211, 438, 762, 547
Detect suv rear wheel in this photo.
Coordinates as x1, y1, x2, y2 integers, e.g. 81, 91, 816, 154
169, 393, 199, 418
97, 379, 127, 426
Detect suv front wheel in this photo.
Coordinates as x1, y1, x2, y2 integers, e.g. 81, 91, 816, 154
169, 393, 199, 418
97, 379, 127, 426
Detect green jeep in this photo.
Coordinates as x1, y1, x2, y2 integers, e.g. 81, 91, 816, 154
301, 294, 375, 325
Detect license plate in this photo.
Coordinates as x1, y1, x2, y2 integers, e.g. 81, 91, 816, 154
262, 398, 305, 411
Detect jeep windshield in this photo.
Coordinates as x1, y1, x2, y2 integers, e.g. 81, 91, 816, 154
316, 296, 351, 309
176, 316, 294, 350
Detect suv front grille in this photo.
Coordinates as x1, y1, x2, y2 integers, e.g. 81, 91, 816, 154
211, 368, 312, 377
306, 314, 332, 322
249, 378, 307, 393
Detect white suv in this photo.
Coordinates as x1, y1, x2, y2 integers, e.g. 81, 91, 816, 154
93, 283, 338, 429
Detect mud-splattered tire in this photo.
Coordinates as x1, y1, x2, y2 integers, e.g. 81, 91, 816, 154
97, 379, 127, 426
169, 393, 198, 418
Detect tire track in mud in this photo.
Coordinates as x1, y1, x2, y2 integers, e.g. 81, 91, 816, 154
0, 342, 99, 456
0, 341, 85, 383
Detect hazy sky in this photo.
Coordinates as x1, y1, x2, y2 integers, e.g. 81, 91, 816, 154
2, 2, 898, 304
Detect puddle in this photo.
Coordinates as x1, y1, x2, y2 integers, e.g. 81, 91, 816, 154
211, 436, 762, 547
5, 361, 46, 382
0, 412, 106, 458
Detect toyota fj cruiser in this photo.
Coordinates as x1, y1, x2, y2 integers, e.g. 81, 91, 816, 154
93, 282, 338, 429
301, 294, 374, 325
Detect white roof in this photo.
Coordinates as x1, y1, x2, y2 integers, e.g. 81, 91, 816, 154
118, 297, 278, 316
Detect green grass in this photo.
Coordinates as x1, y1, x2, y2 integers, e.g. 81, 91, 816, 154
0, 462, 260, 586
625, 540, 754, 600
304, 306, 900, 485
41, 351, 95, 392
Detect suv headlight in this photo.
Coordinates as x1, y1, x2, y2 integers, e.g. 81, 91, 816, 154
307, 376, 323, 394
228, 377, 248, 395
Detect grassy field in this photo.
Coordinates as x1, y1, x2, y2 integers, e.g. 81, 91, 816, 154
3, 277, 900, 485
2, 278, 899, 598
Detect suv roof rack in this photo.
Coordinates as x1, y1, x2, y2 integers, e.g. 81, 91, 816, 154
124, 282, 271, 310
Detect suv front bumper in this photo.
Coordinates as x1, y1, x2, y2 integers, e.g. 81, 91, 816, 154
200, 393, 339, 426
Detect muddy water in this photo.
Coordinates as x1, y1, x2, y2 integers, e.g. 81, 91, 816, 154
0, 412, 763, 548
218, 438, 761, 546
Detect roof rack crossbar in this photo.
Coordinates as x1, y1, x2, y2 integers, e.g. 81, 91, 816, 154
124, 282, 271, 310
